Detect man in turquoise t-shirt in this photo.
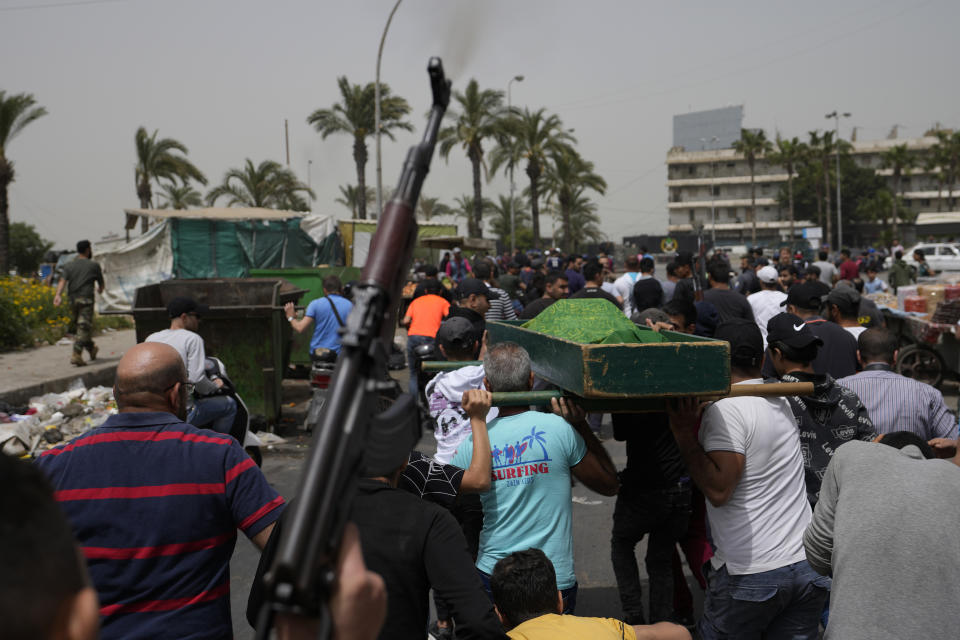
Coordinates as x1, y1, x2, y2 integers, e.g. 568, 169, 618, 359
451, 342, 619, 613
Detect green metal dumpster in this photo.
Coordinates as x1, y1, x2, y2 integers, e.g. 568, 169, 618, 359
249, 267, 361, 367
131, 278, 307, 422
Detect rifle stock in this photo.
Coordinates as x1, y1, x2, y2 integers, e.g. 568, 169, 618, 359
256, 57, 451, 639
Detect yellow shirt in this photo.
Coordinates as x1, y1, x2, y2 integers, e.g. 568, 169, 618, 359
508, 613, 636, 640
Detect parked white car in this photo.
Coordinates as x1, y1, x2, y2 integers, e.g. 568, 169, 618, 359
884, 243, 960, 272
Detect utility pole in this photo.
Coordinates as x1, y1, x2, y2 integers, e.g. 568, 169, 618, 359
826, 111, 851, 249
284, 119, 290, 166
375, 0, 403, 220
700, 136, 719, 246
507, 74, 524, 253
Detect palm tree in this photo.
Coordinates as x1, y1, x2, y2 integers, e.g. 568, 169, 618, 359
487, 194, 530, 240
925, 138, 949, 213
489, 108, 576, 248
206, 159, 314, 210
417, 195, 452, 222
437, 79, 505, 237
158, 182, 203, 210
453, 194, 493, 227
0, 91, 47, 274
881, 144, 914, 241
804, 131, 825, 232
931, 130, 960, 210
541, 148, 607, 253
335, 184, 375, 219
134, 127, 207, 233
307, 77, 412, 220
549, 190, 605, 252
521, 426, 550, 461
732, 128, 772, 246
768, 136, 806, 247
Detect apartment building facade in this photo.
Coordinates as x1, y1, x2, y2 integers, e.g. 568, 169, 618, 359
666, 107, 959, 247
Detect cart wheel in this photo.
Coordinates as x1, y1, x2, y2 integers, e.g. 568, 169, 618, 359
896, 344, 945, 388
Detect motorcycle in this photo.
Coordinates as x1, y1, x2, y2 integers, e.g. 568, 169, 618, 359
305, 348, 405, 432
194, 357, 263, 466
304, 350, 337, 432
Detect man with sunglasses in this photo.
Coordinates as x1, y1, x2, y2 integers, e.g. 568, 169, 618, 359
145, 297, 237, 434
35, 342, 284, 640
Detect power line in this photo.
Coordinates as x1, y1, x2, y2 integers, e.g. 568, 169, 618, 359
0, 0, 139, 12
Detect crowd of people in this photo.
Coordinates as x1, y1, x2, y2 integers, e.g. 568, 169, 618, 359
6, 241, 960, 640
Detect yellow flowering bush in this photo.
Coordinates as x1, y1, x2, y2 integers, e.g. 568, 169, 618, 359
0, 277, 70, 349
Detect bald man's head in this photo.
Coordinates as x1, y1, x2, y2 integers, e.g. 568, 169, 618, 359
114, 343, 188, 416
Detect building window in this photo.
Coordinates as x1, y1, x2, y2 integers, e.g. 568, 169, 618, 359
726, 162, 735, 168
689, 210, 695, 223
713, 185, 721, 196
688, 166, 696, 175
922, 199, 931, 207
763, 206, 770, 212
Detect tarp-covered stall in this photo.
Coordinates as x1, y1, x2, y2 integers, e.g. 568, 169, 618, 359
97, 208, 338, 311
338, 219, 457, 268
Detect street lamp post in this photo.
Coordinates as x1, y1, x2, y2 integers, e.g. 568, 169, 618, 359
826, 110, 851, 249
307, 159, 313, 189
700, 136, 719, 246
507, 74, 524, 254
375, 0, 403, 220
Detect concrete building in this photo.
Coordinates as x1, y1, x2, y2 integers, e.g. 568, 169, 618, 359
666, 108, 960, 248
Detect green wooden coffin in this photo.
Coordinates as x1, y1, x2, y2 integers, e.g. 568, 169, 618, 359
486, 320, 731, 399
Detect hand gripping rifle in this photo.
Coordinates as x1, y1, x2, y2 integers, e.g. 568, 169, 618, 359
255, 58, 451, 639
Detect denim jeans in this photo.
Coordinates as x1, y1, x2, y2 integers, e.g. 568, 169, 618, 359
610, 482, 692, 623
477, 570, 578, 615
406, 334, 435, 397
699, 560, 830, 640
187, 395, 238, 436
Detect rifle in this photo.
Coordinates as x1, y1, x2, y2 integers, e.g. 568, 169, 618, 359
255, 58, 451, 639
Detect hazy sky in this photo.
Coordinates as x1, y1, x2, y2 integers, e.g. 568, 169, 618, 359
2, 0, 958, 249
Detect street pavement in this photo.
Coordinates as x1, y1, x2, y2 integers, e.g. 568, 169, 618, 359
0, 329, 136, 404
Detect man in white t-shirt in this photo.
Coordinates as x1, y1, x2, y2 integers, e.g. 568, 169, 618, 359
667, 319, 828, 639
612, 255, 642, 317
748, 266, 788, 347
144, 297, 237, 434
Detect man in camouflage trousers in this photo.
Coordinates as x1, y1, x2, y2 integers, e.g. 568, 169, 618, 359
54, 240, 104, 366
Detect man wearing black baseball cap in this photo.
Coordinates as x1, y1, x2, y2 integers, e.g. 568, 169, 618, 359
765, 312, 875, 507
824, 287, 865, 339
759, 281, 857, 380
144, 296, 237, 433
447, 278, 496, 340
667, 318, 827, 637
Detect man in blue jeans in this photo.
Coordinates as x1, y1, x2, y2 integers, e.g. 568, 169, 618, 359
667, 319, 828, 639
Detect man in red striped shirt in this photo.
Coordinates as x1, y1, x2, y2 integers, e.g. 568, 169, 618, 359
36, 342, 284, 640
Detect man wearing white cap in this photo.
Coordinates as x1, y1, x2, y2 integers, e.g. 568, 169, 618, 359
445, 247, 472, 283
748, 266, 788, 347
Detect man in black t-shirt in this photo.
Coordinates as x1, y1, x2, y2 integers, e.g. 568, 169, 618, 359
703, 262, 754, 324
518, 272, 569, 320
760, 281, 858, 379
570, 261, 621, 310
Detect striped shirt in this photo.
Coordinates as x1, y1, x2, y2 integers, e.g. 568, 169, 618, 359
485, 285, 518, 321
36, 412, 284, 640
837, 369, 957, 440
